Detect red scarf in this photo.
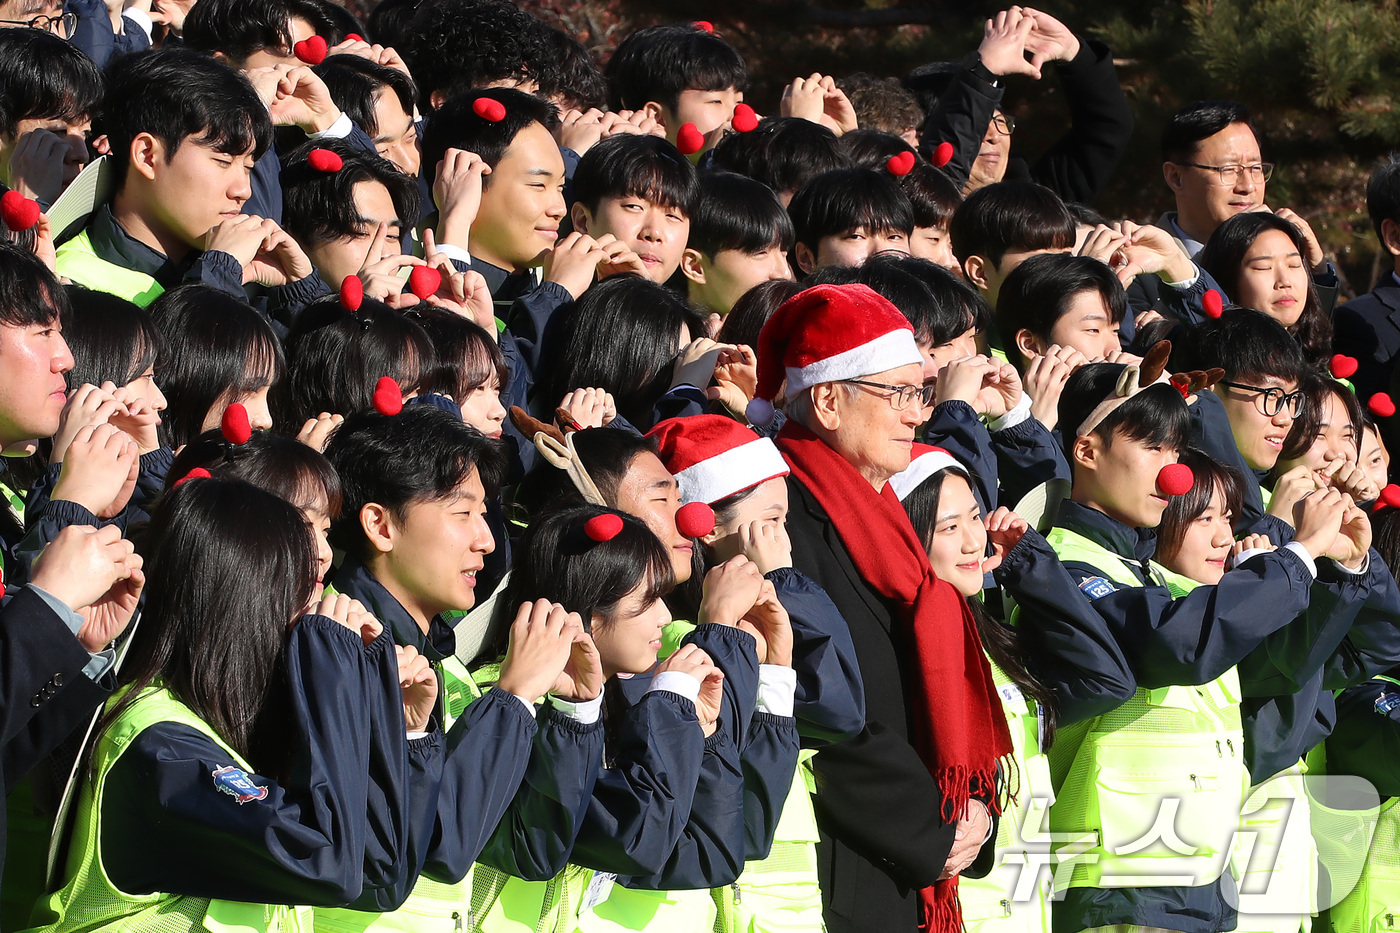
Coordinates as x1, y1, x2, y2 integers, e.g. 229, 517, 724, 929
777, 421, 1011, 933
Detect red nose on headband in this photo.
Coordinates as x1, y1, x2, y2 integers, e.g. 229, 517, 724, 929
676, 122, 705, 155
408, 265, 441, 300
886, 151, 916, 176
293, 35, 327, 64
584, 513, 624, 542
692, 20, 714, 33
676, 501, 716, 538
339, 274, 363, 311
930, 141, 954, 168
1202, 289, 1224, 319
174, 466, 212, 488
472, 98, 506, 122
731, 103, 759, 133
1330, 354, 1359, 380
373, 376, 403, 416
307, 148, 343, 173
1157, 462, 1195, 497
220, 403, 252, 445
1370, 393, 1397, 418
0, 190, 40, 231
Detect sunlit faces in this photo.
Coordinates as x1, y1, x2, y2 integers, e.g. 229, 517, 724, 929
965, 109, 1012, 193
1018, 289, 1120, 364
0, 316, 73, 446
1276, 389, 1357, 474
123, 365, 167, 417
301, 499, 334, 588
817, 361, 926, 488
966, 245, 1071, 305
200, 384, 273, 434
683, 243, 792, 316
1361, 424, 1390, 492
1164, 121, 1265, 243
590, 578, 673, 679
910, 225, 956, 269
458, 373, 505, 439
928, 326, 979, 374
1072, 429, 1181, 530
0, 115, 92, 192
1214, 376, 1298, 471
236, 16, 316, 70
921, 472, 989, 598
660, 86, 741, 141
611, 450, 693, 583
1156, 483, 1234, 585
305, 180, 404, 286
367, 467, 495, 627
469, 122, 567, 273
573, 194, 690, 284
798, 226, 909, 274
129, 137, 257, 257
702, 477, 789, 563
1234, 229, 1308, 328
371, 91, 420, 177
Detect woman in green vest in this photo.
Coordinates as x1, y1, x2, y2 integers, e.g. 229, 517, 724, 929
29, 476, 443, 933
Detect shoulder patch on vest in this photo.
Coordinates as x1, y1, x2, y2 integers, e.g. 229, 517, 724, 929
212, 765, 268, 804
1078, 576, 1117, 599
1376, 690, 1400, 717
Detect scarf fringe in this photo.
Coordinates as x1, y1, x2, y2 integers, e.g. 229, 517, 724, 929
919, 877, 963, 933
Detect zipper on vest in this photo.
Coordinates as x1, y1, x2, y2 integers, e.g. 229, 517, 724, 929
452, 910, 463, 933
1227, 738, 1235, 756
1000, 899, 1011, 917
731, 881, 742, 905
1190, 773, 1202, 790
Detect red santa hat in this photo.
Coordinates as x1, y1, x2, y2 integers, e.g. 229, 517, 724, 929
888, 443, 965, 501
747, 283, 922, 425
648, 414, 789, 505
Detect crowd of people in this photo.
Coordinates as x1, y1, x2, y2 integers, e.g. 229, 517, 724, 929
1, 2, 1400, 933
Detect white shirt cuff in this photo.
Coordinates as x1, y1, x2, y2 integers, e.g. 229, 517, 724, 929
1329, 552, 1370, 575
756, 664, 796, 717
122, 7, 153, 38
1162, 263, 1201, 289
649, 670, 701, 705
1282, 541, 1318, 579
407, 731, 430, 740
549, 693, 604, 724
988, 392, 1032, 433
310, 113, 353, 139
433, 242, 472, 266
508, 694, 536, 717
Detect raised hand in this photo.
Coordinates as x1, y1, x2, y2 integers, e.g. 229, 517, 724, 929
30, 524, 143, 651
497, 599, 583, 702
396, 644, 438, 732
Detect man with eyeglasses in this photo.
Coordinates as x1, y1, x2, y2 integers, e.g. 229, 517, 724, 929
0, 0, 156, 68
904, 6, 1133, 203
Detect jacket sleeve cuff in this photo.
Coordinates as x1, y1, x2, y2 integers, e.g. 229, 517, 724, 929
549, 693, 603, 724
988, 392, 1032, 432
28, 584, 115, 679
649, 670, 702, 705
1281, 541, 1318, 578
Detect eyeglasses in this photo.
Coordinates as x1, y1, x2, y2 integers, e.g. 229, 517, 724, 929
990, 114, 1016, 136
0, 11, 76, 34
841, 379, 937, 411
1175, 161, 1275, 185
1220, 380, 1305, 418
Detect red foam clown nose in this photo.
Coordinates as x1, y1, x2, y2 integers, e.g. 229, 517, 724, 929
1202, 289, 1224, 319
220, 403, 252, 445
0, 190, 40, 231
1157, 462, 1195, 497
339, 274, 363, 311
584, 513, 624, 542
676, 123, 705, 155
676, 501, 716, 538
373, 377, 403, 416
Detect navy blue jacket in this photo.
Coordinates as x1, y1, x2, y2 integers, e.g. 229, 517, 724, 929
1326, 675, 1400, 798
923, 400, 1069, 512
767, 566, 866, 746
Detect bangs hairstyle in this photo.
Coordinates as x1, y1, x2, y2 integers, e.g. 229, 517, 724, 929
183, 0, 335, 62
884, 254, 985, 345
715, 279, 804, 350
1156, 447, 1246, 556
788, 168, 915, 251
810, 254, 941, 346
494, 504, 674, 636
278, 295, 435, 431
949, 181, 1075, 267
315, 54, 417, 138
409, 306, 509, 403
325, 405, 507, 558
148, 285, 283, 449
514, 428, 659, 518
63, 287, 165, 389
900, 162, 962, 230
996, 253, 1127, 367
1160, 100, 1252, 164
1279, 374, 1362, 464
536, 275, 708, 430
572, 134, 698, 216
709, 117, 850, 198
169, 429, 343, 517
0, 28, 102, 138
688, 171, 794, 258
1180, 307, 1309, 386
1197, 211, 1331, 367
421, 88, 558, 178
109, 478, 318, 766
0, 241, 67, 327
605, 24, 746, 113
280, 139, 422, 245
1058, 363, 1192, 458
98, 49, 272, 187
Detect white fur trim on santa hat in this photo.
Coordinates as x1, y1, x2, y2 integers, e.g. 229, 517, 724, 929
786, 328, 923, 396
889, 448, 965, 501
674, 436, 790, 505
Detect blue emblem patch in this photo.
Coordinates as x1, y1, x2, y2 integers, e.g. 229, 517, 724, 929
212, 765, 268, 804
1078, 576, 1116, 600
1376, 691, 1400, 717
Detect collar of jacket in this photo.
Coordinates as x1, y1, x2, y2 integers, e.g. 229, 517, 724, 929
330, 556, 457, 662
88, 202, 198, 288
1056, 498, 1159, 564
470, 253, 536, 303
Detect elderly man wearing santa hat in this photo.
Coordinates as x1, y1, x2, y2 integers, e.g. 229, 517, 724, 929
746, 283, 1011, 933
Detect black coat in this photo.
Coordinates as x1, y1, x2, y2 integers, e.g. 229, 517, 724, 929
784, 476, 995, 933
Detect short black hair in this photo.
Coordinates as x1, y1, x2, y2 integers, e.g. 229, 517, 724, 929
838, 128, 916, 170
787, 168, 914, 254
420, 88, 558, 180
0, 241, 66, 328
98, 49, 272, 189
315, 54, 416, 139
280, 139, 421, 246
326, 404, 506, 558
809, 253, 942, 346
305, 0, 364, 43
873, 254, 982, 346
169, 428, 343, 518
687, 171, 793, 258
1366, 155, 1400, 242
182, 0, 334, 62
536, 26, 606, 112
605, 24, 746, 113
1058, 363, 1192, 457
401, 0, 548, 107
902, 61, 962, 114
949, 181, 1076, 268
367, 0, 418, 48
709, 117, 850, 198
899, 162, 962, 230
572, 134, 698, 216
1182, 307, 1309, 385
0, 28, 102, 139
411, 305, 508, 403
715, 279, 803, 349
1160, 100, 1253, 164
63, 287, 164, 389
996, 253, 1127, 366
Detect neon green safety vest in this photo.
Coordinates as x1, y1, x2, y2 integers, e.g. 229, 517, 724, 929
314, 655, 490, 933
28, 686, 312, 933
1233, 758, 1318, 933
1043, 526, 1250, 893
55, 230, 166, 307
0, 480, 22, 586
